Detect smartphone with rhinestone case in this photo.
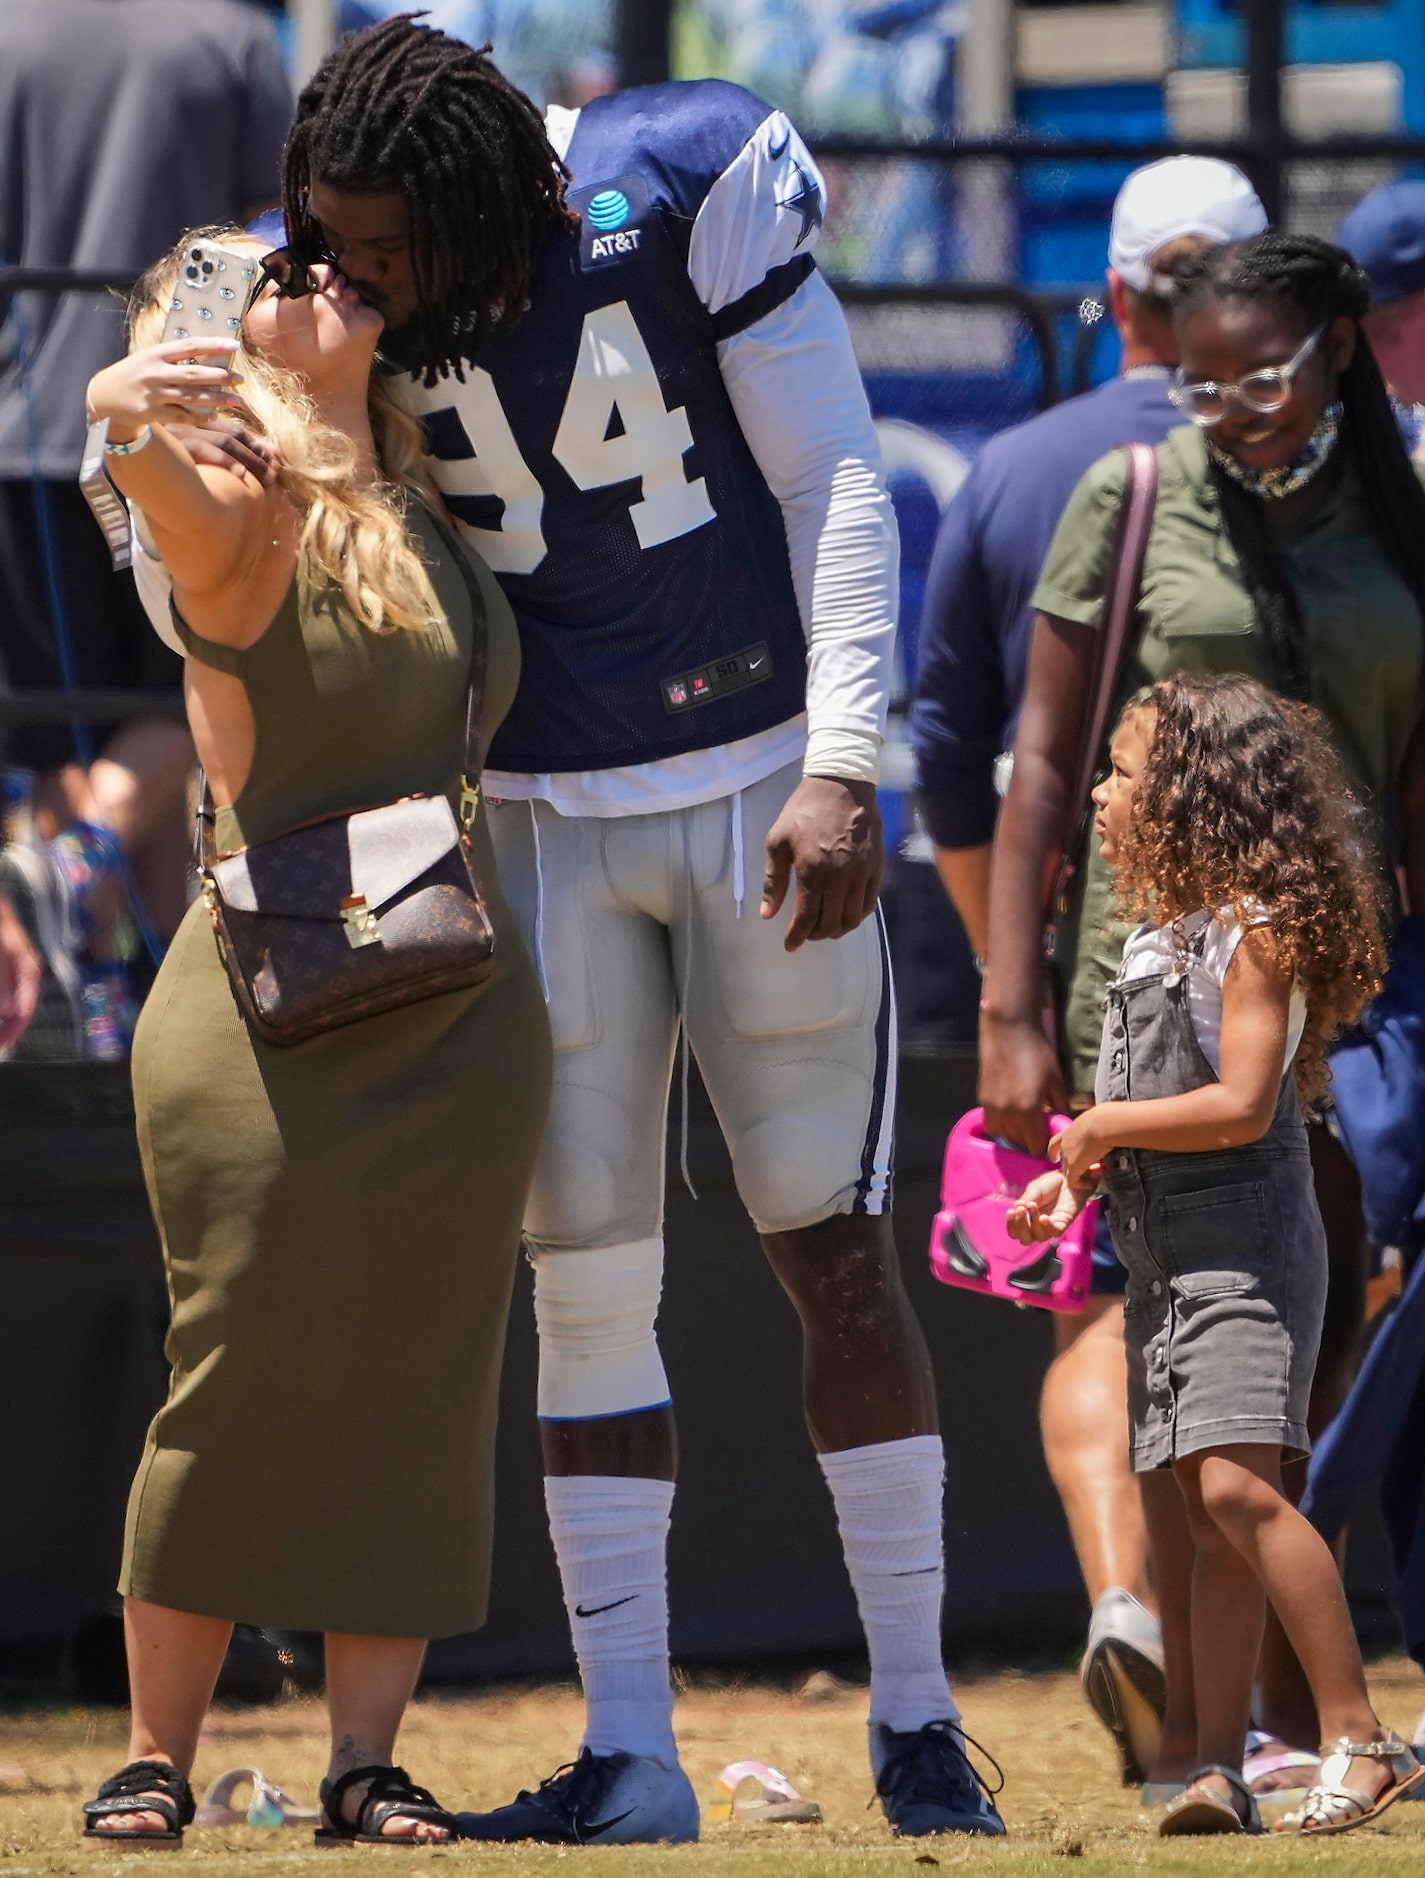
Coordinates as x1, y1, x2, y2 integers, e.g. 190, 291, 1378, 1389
161, 240, 259, 389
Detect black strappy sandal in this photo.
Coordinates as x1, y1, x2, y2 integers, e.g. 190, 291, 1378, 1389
82, 1759, 195, 1849
314, 1764, 458, 1848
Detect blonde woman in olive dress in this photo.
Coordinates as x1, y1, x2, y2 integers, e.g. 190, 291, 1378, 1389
79, 229, 551, 1847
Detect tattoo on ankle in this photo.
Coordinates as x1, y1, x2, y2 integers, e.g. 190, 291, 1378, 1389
331, 1734, 364, 1774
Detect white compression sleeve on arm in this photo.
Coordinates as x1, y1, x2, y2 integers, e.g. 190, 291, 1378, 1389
717, 272, 898, 786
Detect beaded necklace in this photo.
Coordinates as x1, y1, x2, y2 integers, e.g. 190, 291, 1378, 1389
1207, 400, 1342, 501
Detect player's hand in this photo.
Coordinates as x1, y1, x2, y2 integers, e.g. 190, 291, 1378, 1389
1049, 1108, 1108, 1190
761, 775, 884, 952
1007, 1171, 1085, 1244
86, 339, 245, 439
978, 1015, 1069, 1156
0, 891, 41, 1053
163, 419, 280, 485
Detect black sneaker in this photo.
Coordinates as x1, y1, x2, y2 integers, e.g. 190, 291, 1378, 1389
874, 1720, 1007, 1837
456, 1749, 699, 1845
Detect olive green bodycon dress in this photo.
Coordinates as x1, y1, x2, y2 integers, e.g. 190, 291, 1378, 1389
120, 506, 552, 1639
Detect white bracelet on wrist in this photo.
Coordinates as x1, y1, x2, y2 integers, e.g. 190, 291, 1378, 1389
103, 425, 153, 457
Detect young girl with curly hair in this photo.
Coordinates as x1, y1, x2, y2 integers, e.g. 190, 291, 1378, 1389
1009, 673, 1423, 1838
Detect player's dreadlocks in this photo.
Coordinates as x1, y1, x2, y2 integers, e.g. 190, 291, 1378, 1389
1173, 231, 1425, 700
283, 12, 580, 385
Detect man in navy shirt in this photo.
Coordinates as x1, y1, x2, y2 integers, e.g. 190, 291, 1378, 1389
909, 157, 1265, 1787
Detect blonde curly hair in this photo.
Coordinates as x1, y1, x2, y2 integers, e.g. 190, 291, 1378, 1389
128, 226, 441, 635
1112, 673, 1387, 1102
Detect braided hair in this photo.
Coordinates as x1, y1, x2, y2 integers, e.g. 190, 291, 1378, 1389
1172, 231, 1425, 701
283, 13, 580, 385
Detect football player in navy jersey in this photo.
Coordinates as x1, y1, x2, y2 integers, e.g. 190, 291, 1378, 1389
136, 16, 1006, 1844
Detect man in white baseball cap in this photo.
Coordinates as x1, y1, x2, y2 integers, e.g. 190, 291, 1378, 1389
912, 152, 1265, 1791
1109, 154, 1268, 295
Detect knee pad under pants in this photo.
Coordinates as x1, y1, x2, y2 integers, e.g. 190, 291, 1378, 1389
529, 1238, 671, 1421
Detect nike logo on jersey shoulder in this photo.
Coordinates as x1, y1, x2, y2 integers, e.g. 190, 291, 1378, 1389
767, 123, 791, 161
574, 1594, 639, 1618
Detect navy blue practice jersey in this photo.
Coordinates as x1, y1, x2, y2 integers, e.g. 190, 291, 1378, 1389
400, 80, 830, 776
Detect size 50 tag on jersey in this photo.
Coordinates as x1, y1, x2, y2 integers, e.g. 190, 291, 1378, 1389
662, 643, 773, 714
570, 172, 651, 270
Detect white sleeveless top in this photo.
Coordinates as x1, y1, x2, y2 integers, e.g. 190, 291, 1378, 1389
1112, 905, 1308, 1077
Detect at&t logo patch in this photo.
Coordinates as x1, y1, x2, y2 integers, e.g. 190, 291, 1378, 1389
574, 173, 649, 270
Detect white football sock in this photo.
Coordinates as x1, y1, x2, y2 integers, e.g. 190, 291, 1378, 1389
544, 1474, 678, 1768
819, 1435, 959, 1755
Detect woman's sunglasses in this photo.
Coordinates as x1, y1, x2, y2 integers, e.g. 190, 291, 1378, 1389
1168, 323, 1328, 428
255, 241, 337, 302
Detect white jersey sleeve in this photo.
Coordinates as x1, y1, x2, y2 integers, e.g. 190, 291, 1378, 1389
716, 270, 897, 783
686, 110, 826, 321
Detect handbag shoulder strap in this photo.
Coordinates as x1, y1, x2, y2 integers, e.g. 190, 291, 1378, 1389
1049, 440, 1160, 915
412, 495, 491, 826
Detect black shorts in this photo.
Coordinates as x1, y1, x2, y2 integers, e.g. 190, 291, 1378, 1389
0, 478, 182, 771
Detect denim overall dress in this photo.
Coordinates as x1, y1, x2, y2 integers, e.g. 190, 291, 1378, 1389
1096, 920, 1328, 1472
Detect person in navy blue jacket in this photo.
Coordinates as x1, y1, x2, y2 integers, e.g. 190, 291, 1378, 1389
909, 158, 1266, 1792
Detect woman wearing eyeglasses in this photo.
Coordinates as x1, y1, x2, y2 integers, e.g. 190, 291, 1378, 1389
979, 231, 1425, 1807
76, 226, 554, 1847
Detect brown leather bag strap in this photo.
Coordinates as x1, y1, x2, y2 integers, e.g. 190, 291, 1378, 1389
1047, 440, 1160, 920
415, 497, 490, 804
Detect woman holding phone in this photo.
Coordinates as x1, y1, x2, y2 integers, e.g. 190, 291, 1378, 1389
77, 223, 556, 1847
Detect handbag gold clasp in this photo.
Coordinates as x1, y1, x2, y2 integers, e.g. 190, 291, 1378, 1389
459, 780, 480, 830
340, 893, 381, 949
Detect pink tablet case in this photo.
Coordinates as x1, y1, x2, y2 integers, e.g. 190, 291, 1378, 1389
929, 1107, 1098, 1314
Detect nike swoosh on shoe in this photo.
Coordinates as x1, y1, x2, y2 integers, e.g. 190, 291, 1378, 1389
581, 1809, 636, 1839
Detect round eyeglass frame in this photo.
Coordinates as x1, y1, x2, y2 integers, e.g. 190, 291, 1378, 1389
1168, 322, 1328, 428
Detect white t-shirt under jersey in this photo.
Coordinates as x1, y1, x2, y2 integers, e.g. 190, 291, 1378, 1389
1105, 906, 1308, 1088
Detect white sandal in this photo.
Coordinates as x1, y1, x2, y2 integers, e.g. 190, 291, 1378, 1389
1274, 1730, 1425, 1835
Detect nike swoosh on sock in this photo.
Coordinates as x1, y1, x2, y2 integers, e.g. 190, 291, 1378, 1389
574, 1594, 640, 1618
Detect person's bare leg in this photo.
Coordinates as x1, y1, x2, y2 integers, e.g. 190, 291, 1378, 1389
91, 719, 196, 940
1141, 1467, 1197, 1783
1041, 1300, 1152, 1607
1172, 1455, 1265, 1820
1257, 1125, 1369, 1752
760, 1212, 938, 1450
91, 1596, 232, 1835
323, 1634, 448, 1841
1195, 1446, 1390, 1807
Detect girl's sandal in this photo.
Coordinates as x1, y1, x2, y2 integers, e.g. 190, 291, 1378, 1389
314, 1764, 457, 1848
1274, 1731, 1425, 1835
82, 1759, 195, 1850
1157, 1763, 1262, 1836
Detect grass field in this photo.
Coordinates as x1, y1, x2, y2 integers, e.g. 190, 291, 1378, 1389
3, 1657, 1424, 1876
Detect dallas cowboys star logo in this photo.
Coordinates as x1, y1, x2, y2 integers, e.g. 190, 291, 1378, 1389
777, 162, 824, 248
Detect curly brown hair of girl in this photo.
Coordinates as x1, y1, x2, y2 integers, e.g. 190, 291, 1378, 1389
1113, 673, 1386, 1102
